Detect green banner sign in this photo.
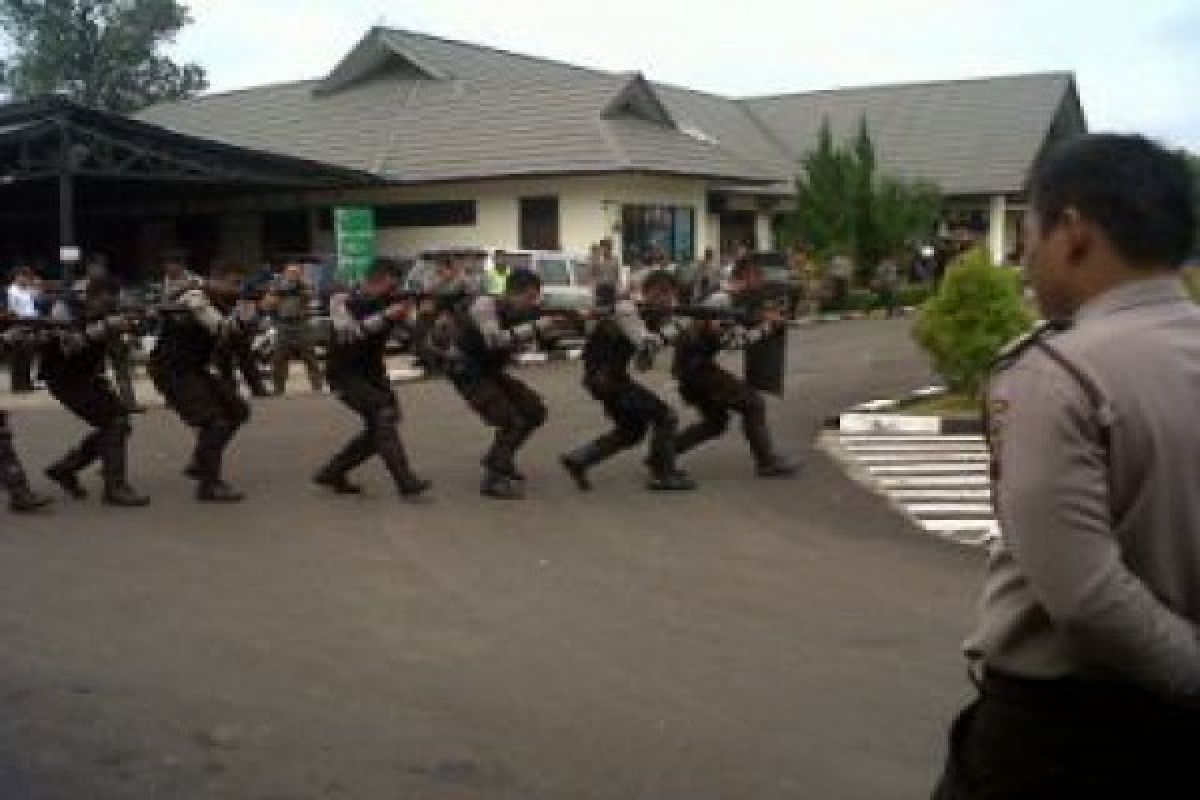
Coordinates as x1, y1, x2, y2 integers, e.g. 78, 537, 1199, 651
334, 206, 376, 283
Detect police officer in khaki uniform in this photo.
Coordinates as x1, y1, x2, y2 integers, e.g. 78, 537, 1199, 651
265, 262, 322, 395
935, 134, 1200, 798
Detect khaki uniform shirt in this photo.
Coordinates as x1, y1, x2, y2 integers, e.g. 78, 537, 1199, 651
966, 276, 1200, 700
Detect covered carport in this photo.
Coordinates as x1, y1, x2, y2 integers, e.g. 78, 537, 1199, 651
0, 95, 378, 282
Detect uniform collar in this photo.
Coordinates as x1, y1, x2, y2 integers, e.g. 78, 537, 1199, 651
1073, 275, 1190, 323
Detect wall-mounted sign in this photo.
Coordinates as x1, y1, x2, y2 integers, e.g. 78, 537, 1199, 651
334, 206, 375, 283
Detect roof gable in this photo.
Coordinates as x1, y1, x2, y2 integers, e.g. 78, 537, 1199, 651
602, 74, 676, 128
739, 72, 1081, 195
315, 27, 449, 96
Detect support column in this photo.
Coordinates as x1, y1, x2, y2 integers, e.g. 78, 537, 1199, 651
988, 194, 1008, 266
58, 120, 79, 282
754, 210, 773, 251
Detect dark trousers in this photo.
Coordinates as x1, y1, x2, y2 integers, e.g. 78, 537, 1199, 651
216, 336, 268, 396
934, 670, 1200, 800
8, 346, 33, 391
578, 371, 679, 476
273, 323, 322, 393
0, 410, 31, 494
454, 370, 546, 475
320, 375, 418, 489
46, 371, 133, 490
107, 335, 138, 408
151, 366, 250, 485
676, 364, 777, 466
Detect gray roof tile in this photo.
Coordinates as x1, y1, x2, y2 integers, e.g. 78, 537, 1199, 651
137, 29, 1081, 195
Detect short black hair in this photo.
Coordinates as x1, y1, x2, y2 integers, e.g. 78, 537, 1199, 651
640, 270, 678, 293
505, 268, 542, 294
1030, 133, 1196, 269
731, 257, 763, 280
365, 260, 400, 281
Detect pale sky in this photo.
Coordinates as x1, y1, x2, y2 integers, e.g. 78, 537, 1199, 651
175, 0, 1199, 151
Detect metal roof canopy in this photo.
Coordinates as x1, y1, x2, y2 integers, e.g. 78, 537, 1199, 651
0, 95, 380, 278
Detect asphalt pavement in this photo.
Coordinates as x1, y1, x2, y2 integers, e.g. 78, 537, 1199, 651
0, 318, 981, 800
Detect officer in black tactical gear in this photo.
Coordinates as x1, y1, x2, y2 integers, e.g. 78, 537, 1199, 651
410, 255, 474, 375
40, 277, 149, 507
673, 258, 797, 477
560, 270, 695, 492
148, 282, 250, 503
315, 262, 431, 499
212, 269, 269, 397
0, 317, 51, 512
450, 268, 555, 499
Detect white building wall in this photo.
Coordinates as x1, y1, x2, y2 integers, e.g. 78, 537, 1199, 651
139, 172, 716, 271
295, 172, 709, 265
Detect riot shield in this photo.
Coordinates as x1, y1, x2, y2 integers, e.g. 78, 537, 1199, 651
745, 326, 787, 395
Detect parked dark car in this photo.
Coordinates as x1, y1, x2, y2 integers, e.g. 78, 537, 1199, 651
721, 252, 802, 316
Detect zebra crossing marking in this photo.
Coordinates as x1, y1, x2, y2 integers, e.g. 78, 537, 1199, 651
831, 431, 999, 547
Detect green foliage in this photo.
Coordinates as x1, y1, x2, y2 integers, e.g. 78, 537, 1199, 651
0, 0, 207, 112
914, 247, 1034, 399
844, 288, 878, 312
780, 116, 942, 273
895, 283, 932, 308
1183, 267, 1200, 303
1189, 153, 1200, 254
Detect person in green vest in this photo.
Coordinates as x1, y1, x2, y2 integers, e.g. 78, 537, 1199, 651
485, 251, 511, 296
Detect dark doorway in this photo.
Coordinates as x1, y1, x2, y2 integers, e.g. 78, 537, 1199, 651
177, 214, 221, 274
519, 196, 559, 251
263, 209, 312, 259
720, 211, 756, 259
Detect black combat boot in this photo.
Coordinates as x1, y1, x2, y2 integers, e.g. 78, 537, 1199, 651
559, 444, 602, 491
483, 426, 527, 484
1, 418, 51, 512
45, 431, 102, 499
314, 471, 363, 495
374, 420, 432, 499
646, 471, 697, 491
315, 432, 373, 495
645, 413, 695, 491
99, 421, 149, 507
480, 470, 523, 499
9, 485, 52, 513
197, 481, 244, 504
744, 413, 799, 478
45, 463, 88, 499
560, 433, 629, 491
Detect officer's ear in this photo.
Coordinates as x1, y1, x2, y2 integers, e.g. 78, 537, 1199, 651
1057, 207, 1093, 268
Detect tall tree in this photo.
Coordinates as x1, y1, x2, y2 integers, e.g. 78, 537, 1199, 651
1189, 152, 1200, 255
781, 115, 942, 274
0, 0, 207, 112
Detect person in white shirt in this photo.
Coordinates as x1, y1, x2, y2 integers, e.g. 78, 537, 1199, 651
5, 267, 40, 391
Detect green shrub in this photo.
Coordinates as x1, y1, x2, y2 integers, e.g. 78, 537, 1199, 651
914, 247, 1034, 399
896, 283, 932, 308
1183, 267, 1200, 303
846, 288, 879, 311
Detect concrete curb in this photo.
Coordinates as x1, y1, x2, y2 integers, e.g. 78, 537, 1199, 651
825, 385, 984, 435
